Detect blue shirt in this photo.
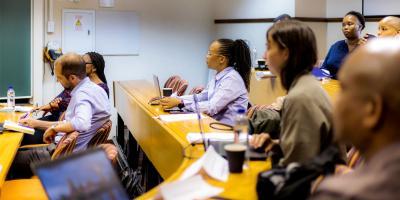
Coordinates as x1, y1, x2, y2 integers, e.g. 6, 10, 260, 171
64, 77, 111, 152
321, 40, 349, 79
180, 67, 248, 125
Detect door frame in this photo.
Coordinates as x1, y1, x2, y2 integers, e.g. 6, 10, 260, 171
62, 9, 95, 54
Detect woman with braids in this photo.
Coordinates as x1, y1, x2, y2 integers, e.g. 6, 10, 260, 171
82, 52, 109, 96
160, 39, 251, 125
250, 20, 346, 166
21, 52, 109, 145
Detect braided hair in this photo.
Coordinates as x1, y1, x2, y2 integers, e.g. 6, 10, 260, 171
216, 39, 252, 91
85, 52, 107, 84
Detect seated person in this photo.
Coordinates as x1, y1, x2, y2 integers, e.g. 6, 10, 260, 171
9, 53, 111, 179
377, 16, 400, 37
320, 11, 365, 79
311, 38, 400, 200
249, 20, 346, 166
21, 51, 109, 145
160, 39, 251, 126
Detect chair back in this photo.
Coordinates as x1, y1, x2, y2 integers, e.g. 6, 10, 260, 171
87, 119, 113, 148
175, 79, 188, 96
164, 75, 181, 89
51, 131, 79, 160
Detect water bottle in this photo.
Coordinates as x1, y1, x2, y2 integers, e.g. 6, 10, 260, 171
233, 108, 250, 167
252, 47, 258, 68
233, 108, 249, 144
7, 86, 15, 109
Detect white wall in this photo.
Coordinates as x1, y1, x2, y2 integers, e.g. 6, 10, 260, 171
325, 0, 379, 53
326, 0, 361, 49
38, 0, 215, 137
214, 0, 295, 62
214, 0, 328, 60
32, 0, 45, 105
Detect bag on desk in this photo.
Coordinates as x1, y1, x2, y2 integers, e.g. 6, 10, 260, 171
256, 145, 342, 200
112, 137, 145, 198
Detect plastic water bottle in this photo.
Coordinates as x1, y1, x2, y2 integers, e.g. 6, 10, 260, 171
7, 86, 15, 109
233, 108, 248, 144
233, 108, 250, 167
252, 47, 258, 68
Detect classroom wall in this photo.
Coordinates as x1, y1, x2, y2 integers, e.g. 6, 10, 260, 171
38, 0, 215, 137
214, 0, 295, 62
32, 0, 45, 105
214, 0, 327, 60
325, 0, 379, 54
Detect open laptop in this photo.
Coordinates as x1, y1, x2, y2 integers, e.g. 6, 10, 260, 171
149, 74, 162, 105
32, 148, 128, 200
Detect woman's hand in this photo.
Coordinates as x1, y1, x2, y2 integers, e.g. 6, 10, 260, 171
160, 97, 181, 109
250, 133, 280, 153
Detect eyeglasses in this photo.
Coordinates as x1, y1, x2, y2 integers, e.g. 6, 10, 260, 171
207, 51, 222, 57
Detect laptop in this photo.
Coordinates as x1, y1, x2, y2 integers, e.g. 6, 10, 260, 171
32, 148, 129, 200
149, 74, 162, 105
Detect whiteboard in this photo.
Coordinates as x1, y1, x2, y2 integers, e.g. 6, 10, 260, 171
95, 11, 140, 55
363, 0, 400, 16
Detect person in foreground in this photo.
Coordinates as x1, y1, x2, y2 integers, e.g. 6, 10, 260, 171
311, 38, 400, 200
249, 20, 345, 166
9, 53, 111, 179
320, 11, 365, 79
160, 39, 251, 125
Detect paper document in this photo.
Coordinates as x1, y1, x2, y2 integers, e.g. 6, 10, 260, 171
0, 106, 32, 113
187, 132, 249, 144
3, 120, 34, 135
180, 146, 229, 182
158, 113, 205, 122
160, 175, 223, 200
255, 71, 276, 80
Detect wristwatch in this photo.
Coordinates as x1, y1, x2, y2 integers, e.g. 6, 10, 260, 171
50, 123, 58, 131
178, 100, 185, 109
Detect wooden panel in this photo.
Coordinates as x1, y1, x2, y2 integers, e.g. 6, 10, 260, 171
214, 16, 399, 24
249, 70, 286, 105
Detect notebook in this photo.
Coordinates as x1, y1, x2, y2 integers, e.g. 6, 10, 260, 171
3, 120, 34, 135
32, 148, 128, 200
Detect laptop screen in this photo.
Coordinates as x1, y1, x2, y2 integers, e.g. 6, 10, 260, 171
33, 148, 128, 200
153, 74, 162, 98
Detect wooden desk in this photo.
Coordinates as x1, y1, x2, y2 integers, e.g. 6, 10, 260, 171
114, 80, 271, 199
249, 70, 286, 105
0, 111, 24, 196
249, 70, 340, 105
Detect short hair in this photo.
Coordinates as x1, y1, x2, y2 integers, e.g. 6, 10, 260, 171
267, 20, 318, 90
345, 11, 365, 30
57, 53, 86, 79
273, 14, 292, 23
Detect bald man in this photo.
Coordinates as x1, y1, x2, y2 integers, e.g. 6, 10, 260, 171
9, 53, 111, 179
378, 16, 400, 37
311, 38, 400, 200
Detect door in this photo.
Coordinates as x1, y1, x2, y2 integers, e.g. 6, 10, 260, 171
62, 9, 95, 54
